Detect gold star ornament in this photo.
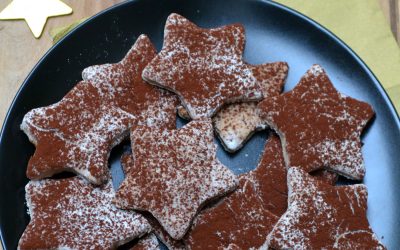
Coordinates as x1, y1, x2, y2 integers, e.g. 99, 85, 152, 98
0, 0, 72, 38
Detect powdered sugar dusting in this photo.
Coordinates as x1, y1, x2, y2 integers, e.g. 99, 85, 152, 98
177, 62, 288, 152
258, 64, 374, 180
18, 177, 151, 250
114, 120, 238, 240
265, 167, 386, 249
120, 155, 186, 250
311, 136, 365, 179
142, 13, 264, 119
131, 233, 160, 250
213, 62, 288, 152
185, 162, 279, 249
20, 35, 177, 185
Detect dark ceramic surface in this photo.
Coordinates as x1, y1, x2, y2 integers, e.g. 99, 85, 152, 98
1, 0, 399, 249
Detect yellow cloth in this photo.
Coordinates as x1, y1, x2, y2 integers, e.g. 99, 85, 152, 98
275, 0, 400, 113
50, 18, 87, 43
50, 0, 400, 113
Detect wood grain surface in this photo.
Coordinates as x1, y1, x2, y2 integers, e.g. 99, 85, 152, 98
0, 1, 398, 249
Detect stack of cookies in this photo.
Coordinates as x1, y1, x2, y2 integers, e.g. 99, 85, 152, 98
18, 13, 386, 250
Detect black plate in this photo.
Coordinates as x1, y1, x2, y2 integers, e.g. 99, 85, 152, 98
1, 0, 399, 249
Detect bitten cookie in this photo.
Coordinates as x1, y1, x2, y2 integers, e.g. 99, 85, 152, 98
258, 65, 374, 180
142, 13, 264, 119
18, 177, 151, 250
114, 120, 238, 240
265, 167, 386, 249
21, 35, 177, 185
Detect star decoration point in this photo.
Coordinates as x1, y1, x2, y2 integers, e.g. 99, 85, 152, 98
114, 119, 238, 240
21, 35, 177, 185
18, 177, 151, 250
0, 0, 72, 38
258, 64, 374, 180
142, 13, 264, 119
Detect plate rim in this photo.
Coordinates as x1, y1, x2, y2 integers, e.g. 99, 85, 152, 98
1, 0, 399, 248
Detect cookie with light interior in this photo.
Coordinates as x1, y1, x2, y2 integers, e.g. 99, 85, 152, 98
142, 13, 264, 119
258, 64, 374, 180
114, 120, 238, 240
177, 62, 288, 152
21, 35, 177, 185
265, 167, 386, 249
213, 61, 288, 152
130, 233, 160, 250
120, 153, 186, 250
18, 177, 151, 250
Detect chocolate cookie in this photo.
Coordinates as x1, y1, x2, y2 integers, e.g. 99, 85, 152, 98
176, 62, 288, 152
130, 233, 160, 250
114, 120, 238, 240
245, 134, 336, 217
18, 177, 151, 250
142, 13, 264, 119
258, 65, 374, 180
21, 35, 177, 185
246, 134, 287, 216
311, 169, 338, 185
265, 167, 386, 249
184, 167, 279, 249
213, 62, 288, 152
145, 214, 187, 250
120, 153, 186, 250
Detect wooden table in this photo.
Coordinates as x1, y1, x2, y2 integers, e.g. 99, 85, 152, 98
0, 1, 398, 249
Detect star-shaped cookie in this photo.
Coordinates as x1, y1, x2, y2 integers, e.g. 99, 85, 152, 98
142, 13, 264, 119
120, 153, 186, 250
114, 120, 238, 240
130, 233, 160, 250
258, 65, 374, 180
213, 61, 288, 152
184, 177, 279, 249
144, 214, 186, 250
184, 157, 280, 249
18, 177, 151, 250
21, 35, 177, 185
177, 61, 288, 152
245, 134, 337, 217
245, 134, 288, 216
184, 134, 335, 249
265, 167, 386, 249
